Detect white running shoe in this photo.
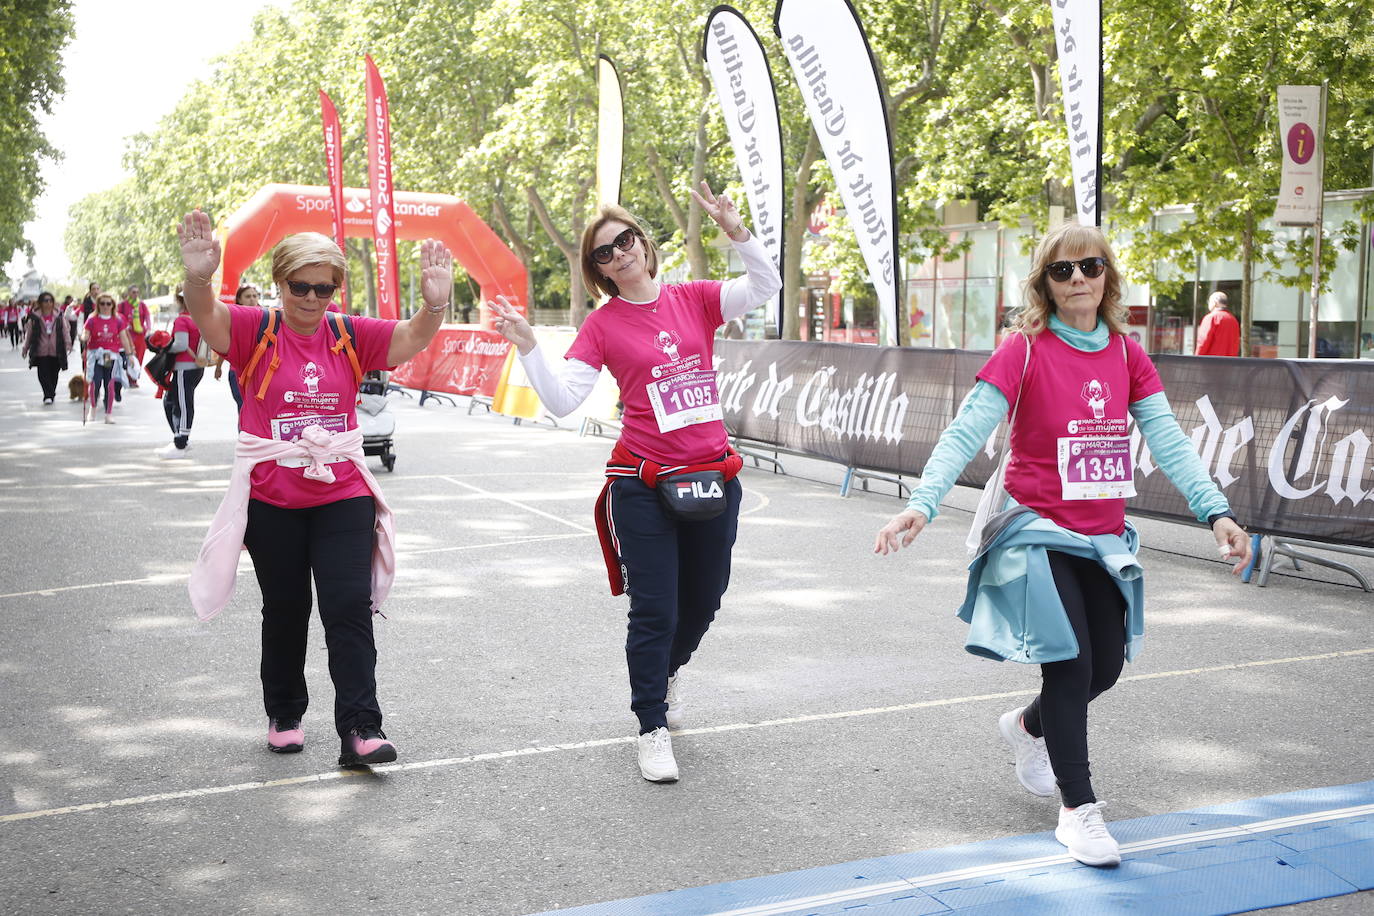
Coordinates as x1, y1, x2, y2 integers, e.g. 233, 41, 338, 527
999, 706, 1057, 797
103, 415, 115, 424
636, 727, 679, 783
155, 442, 190, 459
665, 673, 685, 729
1056, 801, 1121, 866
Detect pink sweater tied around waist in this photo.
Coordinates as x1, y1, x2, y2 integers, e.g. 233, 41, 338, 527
188, 426, 396, 621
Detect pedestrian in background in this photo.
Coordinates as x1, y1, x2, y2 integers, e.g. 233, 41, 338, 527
21, 291, 72, 405
491, 182, 781, 784
1195, 291, 1240, 356
119, 285, 152, 365
4, 299, 19, 348
876, 222, 1250, 868
155, 288, 206, 459
179, 208, 452, 768
82, 293, 133, 424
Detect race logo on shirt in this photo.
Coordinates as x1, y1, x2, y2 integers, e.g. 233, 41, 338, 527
1080, 378, 1111, 419
648, 328, 704, 379
282, 360, 341, 410
301, 361, 325, 394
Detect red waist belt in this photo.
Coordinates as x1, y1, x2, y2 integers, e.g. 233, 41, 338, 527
593, 441, 743, 595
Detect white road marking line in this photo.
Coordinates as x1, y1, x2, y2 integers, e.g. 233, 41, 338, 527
706, 802, 1374, 916
2, 648, 1369, 825
441, 475, 596, 534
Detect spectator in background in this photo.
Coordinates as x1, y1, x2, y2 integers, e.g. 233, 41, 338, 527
1195, 291, 1240, 356
4, 299, 18, 347
22, 291, 72, 404
119, 285, 152, 364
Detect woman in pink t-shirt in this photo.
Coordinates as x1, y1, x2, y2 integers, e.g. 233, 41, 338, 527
82, 294, 134, 423
492, 183, 781, 784
875, 223, 1251, 867
178, 208, 453, 767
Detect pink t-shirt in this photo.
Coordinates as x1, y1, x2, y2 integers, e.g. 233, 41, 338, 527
173, 313, 202, 366
977, 330, 1164, 535
566, 281, 727, 465
223, 304, 396, 509
85, 314, 127, 351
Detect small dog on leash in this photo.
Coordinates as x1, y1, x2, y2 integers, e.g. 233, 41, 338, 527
68, 375, 88, 401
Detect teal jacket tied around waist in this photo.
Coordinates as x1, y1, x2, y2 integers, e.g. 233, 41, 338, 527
957, 507, 1146, 665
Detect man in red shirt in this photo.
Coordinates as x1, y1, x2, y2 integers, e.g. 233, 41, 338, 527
1196, 291, 1241, 356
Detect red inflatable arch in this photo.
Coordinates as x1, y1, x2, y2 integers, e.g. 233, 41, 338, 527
217, 183, 527, 323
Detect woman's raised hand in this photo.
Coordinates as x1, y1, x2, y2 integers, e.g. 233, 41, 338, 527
490, 295, 536, 354
874, 509, 928, 556
176, 209, 221, 284
690, 181, 744, 237
420, 239, 454, 309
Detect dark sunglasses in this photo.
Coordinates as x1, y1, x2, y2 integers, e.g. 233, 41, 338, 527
1046, 257, 1107, 282
590, 227, 638, 265
286, 280, 338, 299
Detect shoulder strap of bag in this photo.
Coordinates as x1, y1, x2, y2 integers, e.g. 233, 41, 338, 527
326, 311, 364, 387
240, 308, 281, 401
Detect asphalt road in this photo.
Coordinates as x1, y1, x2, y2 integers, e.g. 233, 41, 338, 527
1, 344, 1370, 915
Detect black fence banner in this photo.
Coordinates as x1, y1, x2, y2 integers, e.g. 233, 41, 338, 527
714, 340, 1374, 548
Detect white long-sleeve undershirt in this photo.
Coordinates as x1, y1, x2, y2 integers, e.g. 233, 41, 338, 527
517, 232, 781, 418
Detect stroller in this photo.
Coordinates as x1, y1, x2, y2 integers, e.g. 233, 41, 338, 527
358, 370, 397, 471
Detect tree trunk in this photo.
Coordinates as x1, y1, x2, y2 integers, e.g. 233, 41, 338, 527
783, 127, 822, 341
527, 182, 592, 327
686, 100, 712, 280
492, 191, 538, 314
1240, 216, 1255, 357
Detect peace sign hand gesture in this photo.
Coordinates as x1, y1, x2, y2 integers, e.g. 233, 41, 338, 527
690, 181, 747, 241
176, 209, 221, 284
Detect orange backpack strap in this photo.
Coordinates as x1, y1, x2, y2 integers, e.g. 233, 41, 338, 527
239, 308, 281, 401
327, 312, 364, 387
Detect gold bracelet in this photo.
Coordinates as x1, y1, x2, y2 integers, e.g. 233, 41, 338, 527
423, 301, 450, 315
184, 272, 214, 288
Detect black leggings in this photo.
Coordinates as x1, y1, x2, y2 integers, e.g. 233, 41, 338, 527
163, 366, 204, 444
1021, 550, 1126, 808
243, 496, 381, 737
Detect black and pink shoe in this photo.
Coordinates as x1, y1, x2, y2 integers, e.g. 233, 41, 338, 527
267, 717, 304, 754
338, 723, 397, 767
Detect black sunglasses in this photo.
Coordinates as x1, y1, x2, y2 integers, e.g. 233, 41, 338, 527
1046, 257, 1107, 282
590, 227, 638, 265
286, 280, 338, 299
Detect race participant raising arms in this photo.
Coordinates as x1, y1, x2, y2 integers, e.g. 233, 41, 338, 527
492, 183, 780, 783
178, 208, 452, 768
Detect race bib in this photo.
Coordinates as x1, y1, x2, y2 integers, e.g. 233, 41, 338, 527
1057, 435, 1136, 500
271, 414, 348, 442
646, 370, 722, 433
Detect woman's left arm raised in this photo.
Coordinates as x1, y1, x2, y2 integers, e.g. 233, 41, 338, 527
387, 239, 453, 367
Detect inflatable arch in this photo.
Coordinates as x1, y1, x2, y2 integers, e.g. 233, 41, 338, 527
217, 183, 527, 323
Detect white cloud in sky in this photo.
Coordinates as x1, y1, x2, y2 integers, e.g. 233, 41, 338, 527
9, 0, 281, 285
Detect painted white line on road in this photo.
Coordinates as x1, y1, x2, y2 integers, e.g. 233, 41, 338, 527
704, 801, 1374, 916
441, 475, 596, 534
0, 573, 191, 599
399, 532, 593, 556
3, 647, 1370, 826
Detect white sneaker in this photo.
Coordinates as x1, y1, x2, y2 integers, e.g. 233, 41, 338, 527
155, 442, 190, 459
998, 707, 1056, 797
665, 673, 685, 729
103, 415, 115, 424
1056, 801, 1121, 866
636, 727, 679, 783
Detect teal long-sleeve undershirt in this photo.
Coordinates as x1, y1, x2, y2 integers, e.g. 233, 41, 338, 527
906, 317, 1231, 525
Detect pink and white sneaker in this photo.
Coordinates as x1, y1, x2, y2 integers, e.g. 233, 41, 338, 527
338, 723, 397, 767
267, 717, 304, 754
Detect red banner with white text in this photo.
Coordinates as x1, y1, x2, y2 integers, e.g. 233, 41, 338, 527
319, 89, 348, 305
390, 328, 512, 398
365, 56, 400, 321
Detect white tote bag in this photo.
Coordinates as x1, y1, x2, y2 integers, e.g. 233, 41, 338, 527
965, 333, 1030, 555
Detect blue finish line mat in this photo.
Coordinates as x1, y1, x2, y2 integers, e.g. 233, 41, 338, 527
538, 781, 1374, 915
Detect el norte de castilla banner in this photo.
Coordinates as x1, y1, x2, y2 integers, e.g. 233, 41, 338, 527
713, 339, 1374, 548
703, 5, 785, 338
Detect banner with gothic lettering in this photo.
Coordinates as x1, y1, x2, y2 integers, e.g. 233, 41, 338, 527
714, 340, 1374, 547
774, 0, 899, 345
1049, 0, 1102, 226
703, 6, 784, 337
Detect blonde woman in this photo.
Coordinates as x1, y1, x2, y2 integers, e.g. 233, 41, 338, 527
875, 222, 1250, 867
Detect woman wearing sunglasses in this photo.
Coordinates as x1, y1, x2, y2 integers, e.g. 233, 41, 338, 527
875, 222, 1249, 867
82, 293, 135, 423
491, 182, 781, 783
177, 209, 453, 768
